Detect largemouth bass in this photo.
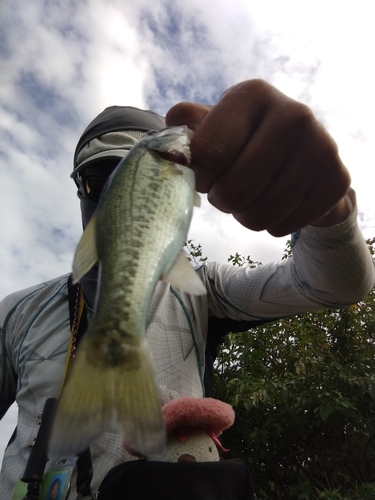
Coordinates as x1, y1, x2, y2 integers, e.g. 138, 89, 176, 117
49, 126, 206, 457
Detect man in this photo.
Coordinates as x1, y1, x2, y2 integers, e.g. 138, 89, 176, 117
1, 80, 374, 499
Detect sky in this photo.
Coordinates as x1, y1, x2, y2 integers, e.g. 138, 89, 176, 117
1, 0, 374, 468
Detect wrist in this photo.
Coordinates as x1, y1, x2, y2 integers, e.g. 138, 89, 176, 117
312, 193, 352, 227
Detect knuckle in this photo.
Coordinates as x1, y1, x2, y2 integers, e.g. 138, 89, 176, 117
165, 102, 196, 127
243, 78, 272, 94
222, 79, 273, 104
287, 101, 316, 130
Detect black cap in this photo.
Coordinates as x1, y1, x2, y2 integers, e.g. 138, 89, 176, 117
72, 106, 166, 177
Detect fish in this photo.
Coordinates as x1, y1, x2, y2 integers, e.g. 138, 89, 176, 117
49, 126, 206, 458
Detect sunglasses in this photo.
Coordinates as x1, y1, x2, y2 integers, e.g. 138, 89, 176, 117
77, 158, 121, 202
80, 175, 110, 203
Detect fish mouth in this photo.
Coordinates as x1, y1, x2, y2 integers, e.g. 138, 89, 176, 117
152, 149, 191, 168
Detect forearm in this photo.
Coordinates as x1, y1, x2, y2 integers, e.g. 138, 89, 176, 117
205, 190, 374, 322
291, 189, 374, 306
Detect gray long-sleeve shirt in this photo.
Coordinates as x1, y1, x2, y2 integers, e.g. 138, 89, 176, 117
1, 190, 374, 498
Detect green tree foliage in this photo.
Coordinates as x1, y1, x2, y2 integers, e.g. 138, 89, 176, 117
185, 239, 208, 265
213, 238, 375, 499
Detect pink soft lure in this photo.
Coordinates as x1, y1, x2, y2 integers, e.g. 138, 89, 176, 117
162, 396, 235, 452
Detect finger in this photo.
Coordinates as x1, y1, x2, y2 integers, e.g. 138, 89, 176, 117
166, 102, 213, 132
188, 80, 279, 193
201, 81, 350, 229
265, 170, 350, 236
233, 157, 350, 236
232, 159, 312, 232
205, 102, 305, 214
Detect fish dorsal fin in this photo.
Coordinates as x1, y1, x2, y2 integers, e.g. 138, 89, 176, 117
72, 213, 99, 283
163, 250, 206, 296
194, 191, 201, 207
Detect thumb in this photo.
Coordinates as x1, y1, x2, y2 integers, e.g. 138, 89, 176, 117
166, 102, 213, 131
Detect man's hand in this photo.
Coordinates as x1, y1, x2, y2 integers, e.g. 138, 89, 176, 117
166, 80, 351, 237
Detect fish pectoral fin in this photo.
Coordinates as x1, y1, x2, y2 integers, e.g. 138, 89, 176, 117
159, 163, 184, 179
49, 338, 166, 458
194, 190, 201, 207
163, 251, 207, 296
72, 212, 99, 283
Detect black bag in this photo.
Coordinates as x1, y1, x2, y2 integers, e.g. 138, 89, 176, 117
97, 459, 255, 500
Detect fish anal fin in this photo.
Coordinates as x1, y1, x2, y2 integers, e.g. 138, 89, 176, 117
49, 338, 166, 458
72, 213, 99, 283
163, 251, 207, 296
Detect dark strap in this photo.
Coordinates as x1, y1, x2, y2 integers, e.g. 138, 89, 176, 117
67, 274, 88, 346
76, 448, 94, 498
67, 275, 93, 498
21, 398, 59, 499
20, 276, 89, 498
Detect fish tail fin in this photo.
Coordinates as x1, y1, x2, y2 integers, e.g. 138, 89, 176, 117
49, 338, 165, 458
